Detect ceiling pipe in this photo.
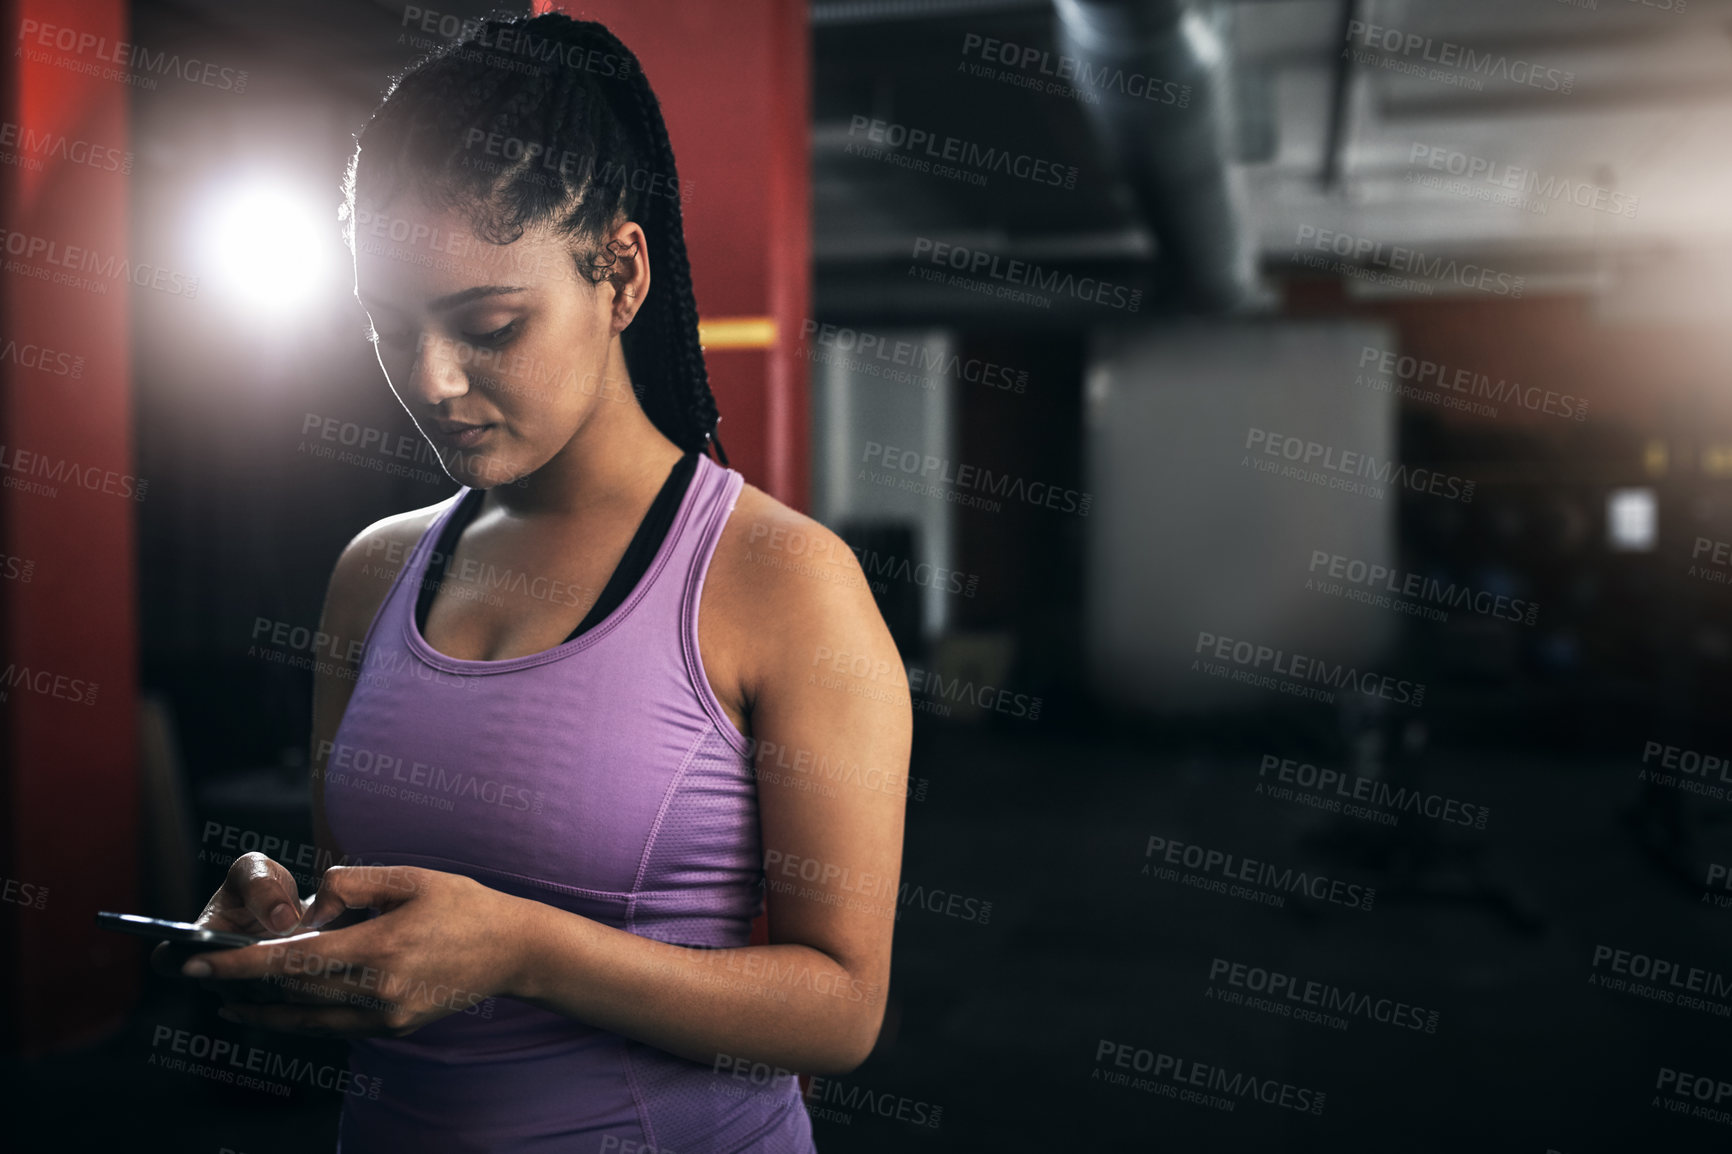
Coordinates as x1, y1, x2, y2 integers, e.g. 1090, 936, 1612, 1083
812, 0, 1049, 25
1052, 0, 1253, 311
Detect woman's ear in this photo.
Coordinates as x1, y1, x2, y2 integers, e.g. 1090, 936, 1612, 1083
604, 221, 651, 336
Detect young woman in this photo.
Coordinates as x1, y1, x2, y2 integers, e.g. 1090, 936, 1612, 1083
153, 13, 909, 1152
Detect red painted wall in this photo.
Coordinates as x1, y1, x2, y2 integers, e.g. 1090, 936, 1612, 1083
0, 0, 139, 1053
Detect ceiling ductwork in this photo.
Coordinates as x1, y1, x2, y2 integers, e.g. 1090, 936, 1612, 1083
1053, 0, 1253, 311
811, 0, 1050, 24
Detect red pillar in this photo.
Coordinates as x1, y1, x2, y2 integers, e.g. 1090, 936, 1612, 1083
0, 0, 140, 1053
538, 0, 812, 510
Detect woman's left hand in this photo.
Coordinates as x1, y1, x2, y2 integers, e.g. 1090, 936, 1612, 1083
181, 864, 527, 1038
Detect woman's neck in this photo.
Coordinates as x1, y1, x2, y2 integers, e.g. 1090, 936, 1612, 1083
480, 352, 687, 524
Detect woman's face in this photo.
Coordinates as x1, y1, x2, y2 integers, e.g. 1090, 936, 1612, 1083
350, 193, 644, 489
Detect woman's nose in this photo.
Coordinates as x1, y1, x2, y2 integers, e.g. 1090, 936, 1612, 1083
404, 331, 470, 406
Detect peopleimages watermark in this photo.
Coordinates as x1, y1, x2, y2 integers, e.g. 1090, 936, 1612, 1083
910, 237, 1142, 313
17, 19, 249, 93
1705, 862, 1732, 911
653, 946, 793, 1006
800, 1072, 942, 1130
198, 836, 420, 900
762, 850, 993, 926
357, 516, 595, 613
1092, 1039, 1326, 1115
808, 644, 908, 710
1584, 0, 1688, 14
0, 443, 146, 501
1193, 629, 1426, 707
743, 518, 982, 601
1256, 753, 1490, 831
861, 440, 1092, 516
1206, 956, 1439, 1035
844, 114, 1077, 191
260, 941, 498, 1020
1306, 549, 1537, 627
762, 849, 897, 920
247, 616, 390, 691
346, 205, 589, 288
893, 876, 990, 921
712, 1055, 943, 1129
1687, 537, 1732, 588
905, 663, 1041, 721
253, 610, 485, 696
396, 6, 635, 81
460, 128, 686, 206
1, 225, 198, 299
0, 551, 33, 582
0, 120, 131, 176
1406, 143, 1637, 220
959, 34, 1191, 108
402, 335, 647, 411
745, 736, 930, 804
297, 411, 445, 487
1589, 944, 1732, 1020
799, 319, 1028, 394
298, 410, 535, 490
1655, 1065, 1732, 1130
316, 739, 544, 816
0, 660, 99, 707
1355, 345, 1587, 423
1142, 834, 1376, 912
149, 1026, 380, 1100
1, 875, 48, 911
676, 944, 885, 1008
199, 822, 359, 891
1291, 251, 1435, 295
1245, 426, 1476, 504
1639, 739, 1732, 801
0, 332, 85, 380
355, 626, 488, 693
1293, 225, 1525, 298
251, 617, 366, 666
1343, 18, 1574, 94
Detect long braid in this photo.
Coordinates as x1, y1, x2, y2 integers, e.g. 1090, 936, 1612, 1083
612, 43, 728, 465
342, 13, 726, 463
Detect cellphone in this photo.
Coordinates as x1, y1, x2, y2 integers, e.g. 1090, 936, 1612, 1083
96, 911, 267, 951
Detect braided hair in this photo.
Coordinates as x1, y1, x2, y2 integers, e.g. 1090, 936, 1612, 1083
340, 11, 727, 464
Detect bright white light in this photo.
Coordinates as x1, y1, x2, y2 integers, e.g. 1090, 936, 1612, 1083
203, 182, 334, 316
1607, 488, 1657, 552
1180, 9, 1223, 69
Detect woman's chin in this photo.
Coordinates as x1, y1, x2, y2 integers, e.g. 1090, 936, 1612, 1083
439, 449, 518, 490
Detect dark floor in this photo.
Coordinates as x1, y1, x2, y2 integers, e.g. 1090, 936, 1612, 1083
9, 713, 1732, 1152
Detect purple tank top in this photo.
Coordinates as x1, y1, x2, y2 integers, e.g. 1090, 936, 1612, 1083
323, 454, 816, 1153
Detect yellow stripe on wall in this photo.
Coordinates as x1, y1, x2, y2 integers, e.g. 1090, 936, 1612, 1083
698, 316, 778, 350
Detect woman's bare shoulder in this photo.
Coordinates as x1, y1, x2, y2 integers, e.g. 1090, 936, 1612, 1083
320, 495, 460, 651
714, 483, 868, 599
708, 481, 894, 663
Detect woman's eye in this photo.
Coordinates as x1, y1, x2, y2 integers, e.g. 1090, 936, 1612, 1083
460, 321, 518, 347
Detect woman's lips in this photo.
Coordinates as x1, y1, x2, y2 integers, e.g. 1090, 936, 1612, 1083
431, 422, 494, 448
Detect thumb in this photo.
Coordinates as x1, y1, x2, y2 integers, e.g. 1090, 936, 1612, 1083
299, 863, 417, 929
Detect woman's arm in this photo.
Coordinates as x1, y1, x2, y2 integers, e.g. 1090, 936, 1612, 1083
308, 510, 441, 923
505, 505, 910, 1074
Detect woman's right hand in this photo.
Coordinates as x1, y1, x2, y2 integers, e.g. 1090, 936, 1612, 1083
149, 851, 309, 982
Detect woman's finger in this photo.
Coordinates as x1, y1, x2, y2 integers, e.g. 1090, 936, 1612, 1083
226, 853, 306, 934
